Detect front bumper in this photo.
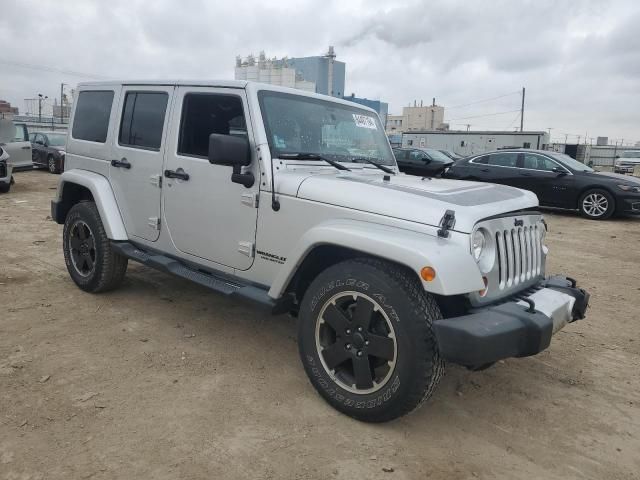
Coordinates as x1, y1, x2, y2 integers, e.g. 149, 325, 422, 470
434, 276, 589, 366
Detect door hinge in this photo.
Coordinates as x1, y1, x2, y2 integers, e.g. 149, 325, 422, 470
148, 217, 161, 230
150, 174, 162, 188
241, 192, 259, 208
238, 241, 255, 258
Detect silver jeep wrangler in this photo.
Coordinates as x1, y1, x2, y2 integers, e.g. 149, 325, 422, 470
52, 81, 589, 422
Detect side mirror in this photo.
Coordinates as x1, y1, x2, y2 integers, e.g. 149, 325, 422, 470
552, 167, 568, 176
615, 155, 620, 159
208, 134, 254, 187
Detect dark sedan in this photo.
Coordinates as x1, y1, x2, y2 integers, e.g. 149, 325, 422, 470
392, 147, 454, 176
30, 131, 66, 174
444, 149, 640, 220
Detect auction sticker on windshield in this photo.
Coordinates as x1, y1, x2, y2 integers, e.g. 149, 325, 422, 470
352, 114, 377, 130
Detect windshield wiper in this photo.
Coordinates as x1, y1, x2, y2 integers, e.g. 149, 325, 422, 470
278, 153, 351, 171
350, 157, 396, 174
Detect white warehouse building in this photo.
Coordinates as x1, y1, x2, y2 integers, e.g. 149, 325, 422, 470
401, 130, 550, 156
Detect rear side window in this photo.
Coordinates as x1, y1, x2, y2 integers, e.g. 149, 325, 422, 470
489, 152, 518, 167
119, 92, 168, 150
72, 91, 114, 143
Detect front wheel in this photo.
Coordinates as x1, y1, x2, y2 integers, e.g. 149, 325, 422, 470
0, 182, 10, 193
579, 189, 614, 220
298, 258, 444, 422
62, 201, 128, 292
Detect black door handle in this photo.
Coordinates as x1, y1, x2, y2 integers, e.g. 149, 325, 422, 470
111, 158, 131, 169
22, 145, 31, 150
164, 169, 189, 181
520, 172, 532, 176
480, 168, 490, 172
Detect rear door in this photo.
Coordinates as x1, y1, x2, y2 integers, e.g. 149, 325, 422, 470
110, 85, 173, 242
1, 123, 32, 169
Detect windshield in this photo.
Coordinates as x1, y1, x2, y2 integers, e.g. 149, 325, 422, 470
621, 151, 640, 158
422, 149, 453, 162
259, 91, 395, 166
47, 134, 66, 146
548, 152, 593, 172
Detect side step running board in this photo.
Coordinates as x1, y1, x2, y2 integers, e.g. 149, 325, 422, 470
111, 241, 291, 314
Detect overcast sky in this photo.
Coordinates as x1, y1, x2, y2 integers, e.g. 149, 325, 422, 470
1, 0, 638, 144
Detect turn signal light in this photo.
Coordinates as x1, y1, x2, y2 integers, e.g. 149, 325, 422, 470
479, 276, 489, 297
420, 267, 436, 282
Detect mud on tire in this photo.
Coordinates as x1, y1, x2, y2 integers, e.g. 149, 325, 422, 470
298, 258, 444, 422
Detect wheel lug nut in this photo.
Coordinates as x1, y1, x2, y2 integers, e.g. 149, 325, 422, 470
357, 350, 363, 357
357, 327, 363, 332
365, 340, 369, 346
345, 343, 352, 349
346, 329, 351, 335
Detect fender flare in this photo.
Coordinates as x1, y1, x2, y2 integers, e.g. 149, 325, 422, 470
268, 219, 484, 298
55, 169, 128, 240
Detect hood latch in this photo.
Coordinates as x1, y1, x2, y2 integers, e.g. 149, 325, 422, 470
437, 210, 456, 238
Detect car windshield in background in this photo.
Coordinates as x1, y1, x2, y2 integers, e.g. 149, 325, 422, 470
259, 91, 395, 166
422, 149, 453, 162
548, 152, 594, 172
621, 151, 640, 158
47, 134, 67, 146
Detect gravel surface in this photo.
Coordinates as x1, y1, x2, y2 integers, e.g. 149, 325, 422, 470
1, 170, 639, 480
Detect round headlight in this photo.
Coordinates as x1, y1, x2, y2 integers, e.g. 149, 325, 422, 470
472, 229, 485, 261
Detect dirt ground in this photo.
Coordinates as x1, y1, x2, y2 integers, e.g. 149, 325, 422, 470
1, 170, 639, 480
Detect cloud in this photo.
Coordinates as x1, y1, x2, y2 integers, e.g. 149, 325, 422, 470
0, 0, 638, 143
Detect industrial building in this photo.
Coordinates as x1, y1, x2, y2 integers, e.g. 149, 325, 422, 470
401, 130, 549, 156
342, 94, 389, 126
385, 100, 447, 134
234, 46, 345, 97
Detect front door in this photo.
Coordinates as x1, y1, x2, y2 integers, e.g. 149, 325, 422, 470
2, 123, 32, 169
518, 152, 574, 206
162, 87, 259, 271
110, 85, 173, 242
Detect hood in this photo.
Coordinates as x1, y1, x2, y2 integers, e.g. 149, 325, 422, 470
583, 171, 640, 185
282, 168, 539, 233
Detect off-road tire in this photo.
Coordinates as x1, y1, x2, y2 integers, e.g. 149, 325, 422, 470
63, 201, 128, 293
298, 258, 444, 422
0, 182, 10, 193
579, 188, 615, 220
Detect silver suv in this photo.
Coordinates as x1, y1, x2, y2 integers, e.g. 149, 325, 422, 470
52, 81, 590, 422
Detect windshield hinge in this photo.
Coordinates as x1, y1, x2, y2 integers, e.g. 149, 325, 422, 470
437, 210, 456, 238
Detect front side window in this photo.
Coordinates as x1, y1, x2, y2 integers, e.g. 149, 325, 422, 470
47, 133, 67, 147
489, 152, 518, 167
259, 91, 395, 165
523, 154, 557, 171
119, 92, 168, 150
472, 155, 489, 164
13, 124, 27, 142
178, 93, 246, 158
72, 90, 114, 143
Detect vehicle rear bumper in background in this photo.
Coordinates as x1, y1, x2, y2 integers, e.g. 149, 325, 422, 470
434, 276, 589, 367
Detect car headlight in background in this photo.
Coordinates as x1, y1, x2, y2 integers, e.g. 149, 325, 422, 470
617, 184, 640, 193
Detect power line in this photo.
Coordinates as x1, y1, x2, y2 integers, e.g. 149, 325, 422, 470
445, 91, 522, 110
445, 109, 522, 122
0, 58, 109, 79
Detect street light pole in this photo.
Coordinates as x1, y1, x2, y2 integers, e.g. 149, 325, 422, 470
38, 93, 48, 122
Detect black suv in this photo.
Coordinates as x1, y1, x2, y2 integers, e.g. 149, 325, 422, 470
444, 149, 640, 219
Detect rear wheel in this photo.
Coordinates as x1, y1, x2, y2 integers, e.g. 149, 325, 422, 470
47, 154, 59, 174
298, 258, 444, 422
63, 202, 128, 292
579, 189, 614, 220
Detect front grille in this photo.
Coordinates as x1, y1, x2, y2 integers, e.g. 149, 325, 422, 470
495, 225, 542, 290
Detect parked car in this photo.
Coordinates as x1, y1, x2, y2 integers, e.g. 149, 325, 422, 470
0, 121, 32, 170
31, 131, 67, 174
52, 81, 589, 422
614, 150, 640, 174
392, 147, 454, 176
0, 146, 14, 193
444, 149, 640, 220
439, 149, 464, 161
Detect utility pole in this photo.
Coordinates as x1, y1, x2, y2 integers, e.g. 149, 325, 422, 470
520, 87, 525, 132
564, 134, 568, 144
466, 124, 470, 132
38, 93, 48, 122
60, 83, 67, 122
